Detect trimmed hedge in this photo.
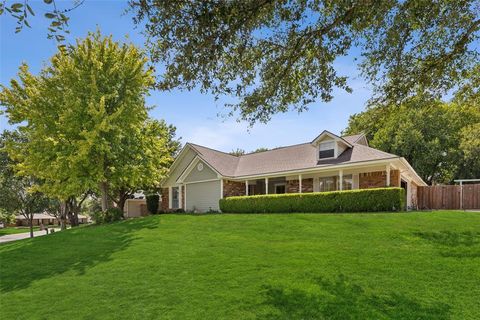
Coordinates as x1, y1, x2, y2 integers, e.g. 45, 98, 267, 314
146, 194, 160, 214
219, 188, 405, 213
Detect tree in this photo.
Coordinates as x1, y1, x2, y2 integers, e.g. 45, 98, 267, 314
131, 1, 480, 124
459, 123, 480, 179
252, 147, 270, 153
0, 31, 176, 212
0, 131, 49, 238
0, 0, 84, 43
343, 97, 480, 184
109, 119, 180, 212
229, 148, 246, 156
0, 208, 15, 225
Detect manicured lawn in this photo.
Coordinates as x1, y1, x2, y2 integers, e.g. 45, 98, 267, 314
1, 211, 479, 319
0, 226, 39, 236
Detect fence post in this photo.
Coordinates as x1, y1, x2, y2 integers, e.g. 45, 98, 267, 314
460, 181, 463, 210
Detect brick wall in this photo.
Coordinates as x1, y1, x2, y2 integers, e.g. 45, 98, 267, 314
223, 180, 246, 198
359, 169, 400, 189
161, 188, 169, 211
286, 178, 314, 193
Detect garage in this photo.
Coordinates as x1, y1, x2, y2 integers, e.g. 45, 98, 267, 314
186, 180, 221, 212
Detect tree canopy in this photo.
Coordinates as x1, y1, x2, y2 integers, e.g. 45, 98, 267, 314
343, 97, 480, 184
130, 0, 480, 124
0, 31, 179, 211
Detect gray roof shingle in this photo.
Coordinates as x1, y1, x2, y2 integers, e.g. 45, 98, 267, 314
187, 134, 399, 178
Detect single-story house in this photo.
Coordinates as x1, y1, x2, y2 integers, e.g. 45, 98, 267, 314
15, 213, 89, 226
160, 130, 427, 212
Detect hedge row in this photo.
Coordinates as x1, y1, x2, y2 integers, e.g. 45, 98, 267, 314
219, 188, 405, 213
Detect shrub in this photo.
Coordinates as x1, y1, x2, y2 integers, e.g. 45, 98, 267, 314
92, 208, 124, 224
146, 194, 160, 214
219, 188, 405, 213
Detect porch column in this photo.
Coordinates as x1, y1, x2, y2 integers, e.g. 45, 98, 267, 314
386, 164, 391, 187
178, 184, 183, 209
265, 178, 269, 194
245, 180, 249, 196
339, 170, 343, 191
299, 174, 302, 193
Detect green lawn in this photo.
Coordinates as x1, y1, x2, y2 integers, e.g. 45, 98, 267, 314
1, 211, 479, 319
0, 226, 39, 236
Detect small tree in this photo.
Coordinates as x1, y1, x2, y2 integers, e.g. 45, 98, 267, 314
146, 194, 160, 215
0, 131, 49, 237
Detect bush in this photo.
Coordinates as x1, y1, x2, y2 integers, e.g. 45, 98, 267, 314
92, 208, 124, 224
219, 188, 405, 213
146, 194, 160, 214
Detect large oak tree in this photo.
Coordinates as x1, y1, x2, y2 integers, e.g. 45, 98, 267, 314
130, 0, 480, 124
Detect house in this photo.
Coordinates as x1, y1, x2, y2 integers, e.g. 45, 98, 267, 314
15, 213, 89, 226
161, 131, 426, 212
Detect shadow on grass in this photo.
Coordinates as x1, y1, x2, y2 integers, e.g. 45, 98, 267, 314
260, 275, 450, 320
414, 231, 480, 258
0, 217, 158, 293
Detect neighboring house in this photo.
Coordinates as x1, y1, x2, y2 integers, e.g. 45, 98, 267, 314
15, 213, 89, 226
161, 131, 427, 212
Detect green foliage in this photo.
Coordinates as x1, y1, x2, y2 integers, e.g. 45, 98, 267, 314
146, 194, 160, 214
0, 131, 50, 220
131, 1, 480, 124
0, 208, 16, 224
0, 31, 178, 207
220, 188, 405, 213
0, 0, 84, 43
229, 148, 245, 156
92, 207, 123, 224
344, 98, 480, 184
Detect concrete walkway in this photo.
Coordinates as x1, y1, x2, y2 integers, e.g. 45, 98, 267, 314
0, 229, 61, 244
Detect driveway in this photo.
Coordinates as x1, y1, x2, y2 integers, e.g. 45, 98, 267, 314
0, 229, 61, 244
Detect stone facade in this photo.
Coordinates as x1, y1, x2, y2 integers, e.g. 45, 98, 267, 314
223, 180, 246, 198
161, 188, 169, 212
359, 170, 400, 189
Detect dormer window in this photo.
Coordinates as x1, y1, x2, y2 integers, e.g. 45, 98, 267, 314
319, 141, 335, 159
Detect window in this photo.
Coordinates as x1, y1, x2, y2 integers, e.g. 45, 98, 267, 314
319, 176, 337, 192
319, 141, 335, 159
275, 184, 286, 194
171, 187, 179, 209
342, 174, 353, 190
248, 184, 256, 196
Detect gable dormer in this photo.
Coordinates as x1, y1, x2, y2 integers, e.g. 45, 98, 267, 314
311, 130, 353, 160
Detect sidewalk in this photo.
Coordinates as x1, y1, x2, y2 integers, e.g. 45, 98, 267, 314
0, 229, 61, 244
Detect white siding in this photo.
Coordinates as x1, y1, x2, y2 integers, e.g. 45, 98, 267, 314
186, 180, 221, 212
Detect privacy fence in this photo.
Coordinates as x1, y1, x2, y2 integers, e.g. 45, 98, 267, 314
417, 184, 480, 210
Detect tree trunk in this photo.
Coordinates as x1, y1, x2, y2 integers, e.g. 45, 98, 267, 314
60, 201, 68, 230
117, 190, 129, 214
100, 181, 109, 211
29, 214, 34, 238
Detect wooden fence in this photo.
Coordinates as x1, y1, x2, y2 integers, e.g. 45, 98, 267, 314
417, 184, 480, 210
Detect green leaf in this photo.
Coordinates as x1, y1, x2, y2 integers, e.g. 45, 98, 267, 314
44, 0, 53, 4
26, 4, 35, 16
44, 13, 56, 19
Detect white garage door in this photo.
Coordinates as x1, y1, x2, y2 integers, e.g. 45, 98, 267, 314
186, 180, 221, 212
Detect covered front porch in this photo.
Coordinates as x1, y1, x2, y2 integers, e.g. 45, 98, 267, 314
224, 163, 402, 197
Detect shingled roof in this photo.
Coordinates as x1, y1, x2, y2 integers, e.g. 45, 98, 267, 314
186, 134, 399, 178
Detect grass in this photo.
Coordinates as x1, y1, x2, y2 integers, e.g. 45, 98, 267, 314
0, 226, 39, 236
1, 211, 479, 319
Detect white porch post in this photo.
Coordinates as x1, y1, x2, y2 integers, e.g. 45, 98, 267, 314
339, 170, 343, 191
265, 178, 269, 194
179, 184, 183, 209
245, 180, 249, 196
299, 174, 302, 193
386, 164, 391, 187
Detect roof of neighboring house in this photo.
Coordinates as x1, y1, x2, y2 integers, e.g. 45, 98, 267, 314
184, 133, 399, 178
16, 213, 88, 220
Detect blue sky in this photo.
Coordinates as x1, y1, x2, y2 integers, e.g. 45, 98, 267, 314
1, 0, 371, 152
